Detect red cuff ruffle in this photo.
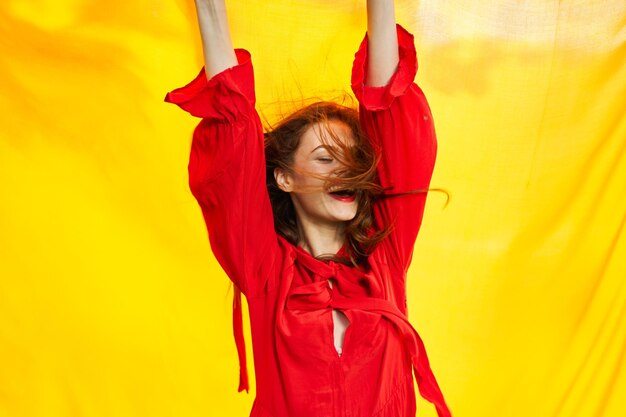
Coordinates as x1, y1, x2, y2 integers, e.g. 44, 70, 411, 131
164, 49, 255, 120
351, 24, 418, 111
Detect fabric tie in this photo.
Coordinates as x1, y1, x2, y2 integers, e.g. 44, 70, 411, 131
233, 286, 249, 393
286, 259, 452, 417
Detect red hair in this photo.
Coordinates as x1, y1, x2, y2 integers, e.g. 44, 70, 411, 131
264, 101, 392, 267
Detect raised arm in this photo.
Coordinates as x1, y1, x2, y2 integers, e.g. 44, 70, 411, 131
352, 11, 437, 272
166, 0, 282, 393
194, 0, 238, 79
365, 0, 399, 86
166, 0, 280, 298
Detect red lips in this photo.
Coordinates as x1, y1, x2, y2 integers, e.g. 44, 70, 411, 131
328, 193, 356, 203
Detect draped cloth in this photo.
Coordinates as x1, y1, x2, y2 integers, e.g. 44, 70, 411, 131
286, 252, 451, 417
230, 236, 452, 417
2, 1, 625, 417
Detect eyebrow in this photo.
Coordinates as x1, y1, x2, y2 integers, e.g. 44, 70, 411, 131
310, 144, 357, 155
310, 145, 332, 154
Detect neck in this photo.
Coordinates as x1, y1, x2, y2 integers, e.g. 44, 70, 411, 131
295, 216, 346, 258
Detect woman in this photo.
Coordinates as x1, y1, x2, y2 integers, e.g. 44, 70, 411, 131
165, 1, 451, 416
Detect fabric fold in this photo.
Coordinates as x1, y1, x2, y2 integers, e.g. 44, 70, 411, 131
233, 286, 249, 392
164, 49, 255, 120
287, 249, 452, 417
351, 24, 419, 111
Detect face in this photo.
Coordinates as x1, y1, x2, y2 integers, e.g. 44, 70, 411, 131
274, 120, 358, 229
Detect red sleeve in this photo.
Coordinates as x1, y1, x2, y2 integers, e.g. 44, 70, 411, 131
165, 50, 279, 297
351, 25, 437, 273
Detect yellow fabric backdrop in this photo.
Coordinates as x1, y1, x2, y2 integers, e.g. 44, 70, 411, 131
1, 1, 624, 416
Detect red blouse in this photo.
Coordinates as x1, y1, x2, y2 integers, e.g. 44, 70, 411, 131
165, 25, 451, 417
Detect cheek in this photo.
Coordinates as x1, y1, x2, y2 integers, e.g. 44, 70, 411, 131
293, 169, 329, 188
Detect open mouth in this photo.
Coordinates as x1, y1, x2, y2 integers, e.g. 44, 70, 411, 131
328, 189, 356, 202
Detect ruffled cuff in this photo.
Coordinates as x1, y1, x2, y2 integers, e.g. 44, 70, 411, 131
164, 49, 255, 120
351, 24, 418, 111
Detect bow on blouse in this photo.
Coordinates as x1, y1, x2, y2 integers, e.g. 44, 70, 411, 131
232, 250, 452, 417
286, 254, 452, 417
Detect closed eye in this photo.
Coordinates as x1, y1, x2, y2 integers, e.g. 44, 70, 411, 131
317, 157, 333, 163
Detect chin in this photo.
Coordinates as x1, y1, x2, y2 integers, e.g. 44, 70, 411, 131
297, 193, 359, 224
327, 201, 358, 222
341, 207, 358, 220
334, 213, 357, 222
